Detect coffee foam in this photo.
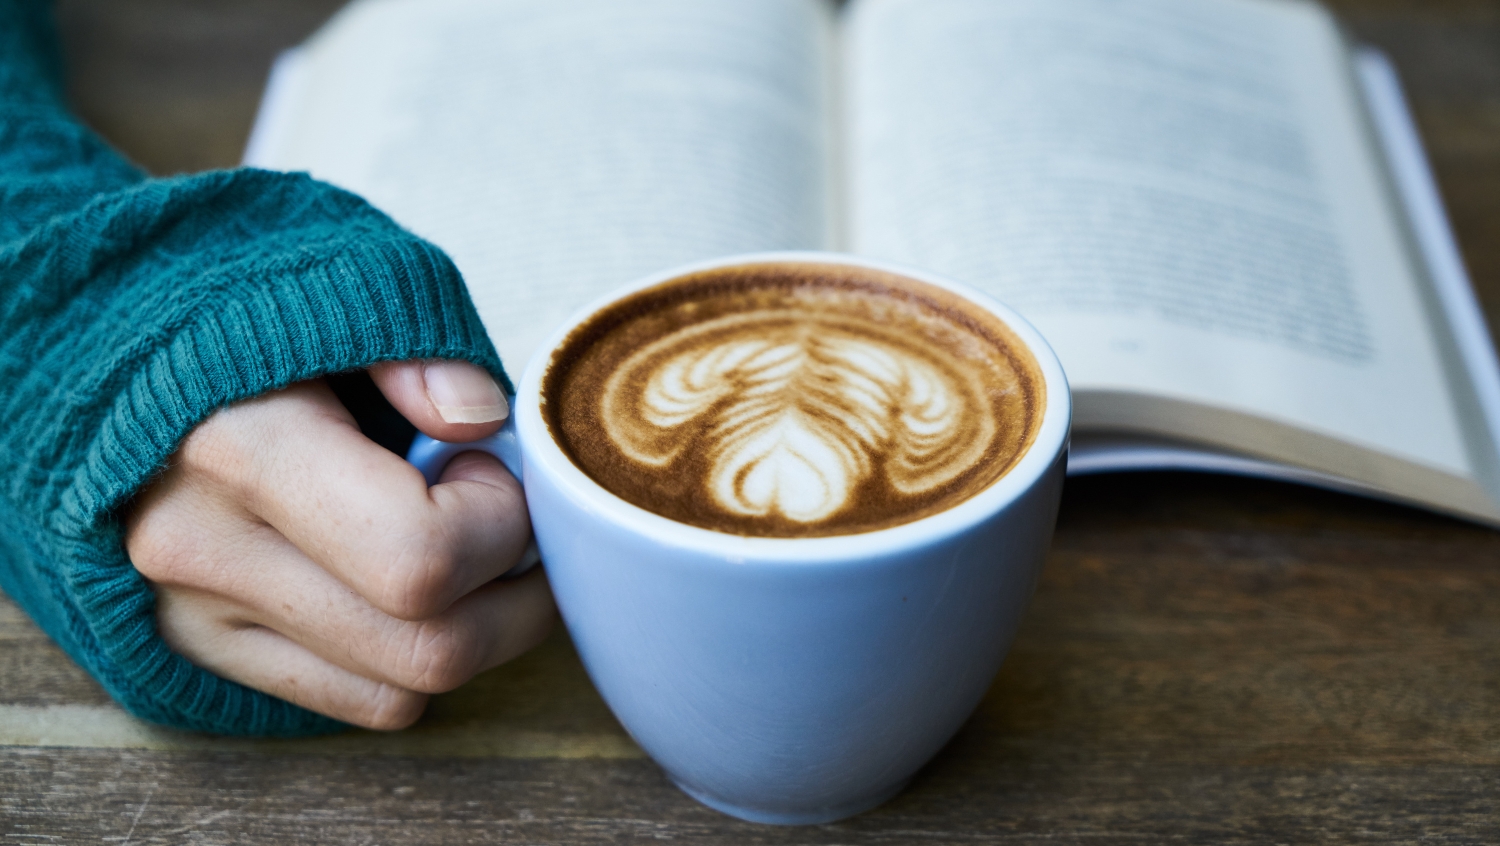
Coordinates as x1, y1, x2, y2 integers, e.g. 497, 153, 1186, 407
543, 263, 1045, 537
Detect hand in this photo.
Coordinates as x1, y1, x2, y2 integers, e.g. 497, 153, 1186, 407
124, 360, 554, 730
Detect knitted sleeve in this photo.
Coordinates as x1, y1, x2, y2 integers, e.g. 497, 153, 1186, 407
0, 1, 509, 735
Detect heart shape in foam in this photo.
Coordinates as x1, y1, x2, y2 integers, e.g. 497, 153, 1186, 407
599, 310, 997, 524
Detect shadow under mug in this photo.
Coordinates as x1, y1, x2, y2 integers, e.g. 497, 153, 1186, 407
405, 251, 1071, 825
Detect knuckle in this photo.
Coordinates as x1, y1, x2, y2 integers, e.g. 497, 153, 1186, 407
126, 516, 207, 586
151, 592, 214, 654
176, 417, 255, 492
390, 620, 483, 694
355, 686, 428, 732
372, 517, 460, 620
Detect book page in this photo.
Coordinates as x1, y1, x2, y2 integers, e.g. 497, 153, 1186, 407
844, 0, 1477, 483
257, 0, 834, 372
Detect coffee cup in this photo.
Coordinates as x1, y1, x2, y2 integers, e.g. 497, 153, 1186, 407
407, 252, 1070, 824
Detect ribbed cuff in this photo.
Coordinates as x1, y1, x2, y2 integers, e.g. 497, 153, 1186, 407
16, 169, 505, 736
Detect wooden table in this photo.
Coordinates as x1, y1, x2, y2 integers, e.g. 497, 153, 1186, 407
5, 1, 1499, 841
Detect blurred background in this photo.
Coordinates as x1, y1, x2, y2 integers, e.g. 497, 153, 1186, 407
52, 0, 1500, 327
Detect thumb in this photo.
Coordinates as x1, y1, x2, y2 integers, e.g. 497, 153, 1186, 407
368, 360, 510, 443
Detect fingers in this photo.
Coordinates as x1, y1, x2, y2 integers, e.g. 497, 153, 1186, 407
155, 589, 429, 731
142, 502, 552, 694
128, 369, 547, 729
151, 532, 555, 699
140, 500, 555, 725
181, 380, 532, 619
369, 360, 509, 443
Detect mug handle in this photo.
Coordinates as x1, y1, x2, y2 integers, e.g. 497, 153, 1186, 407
406, 403, 541, 577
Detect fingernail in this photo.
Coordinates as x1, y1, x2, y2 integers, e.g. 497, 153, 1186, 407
424, 361, 509, 424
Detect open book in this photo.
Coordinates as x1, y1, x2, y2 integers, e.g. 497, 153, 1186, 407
244, 0, 1500, 527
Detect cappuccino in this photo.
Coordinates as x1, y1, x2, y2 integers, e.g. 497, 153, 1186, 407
542, 262, 1045, 537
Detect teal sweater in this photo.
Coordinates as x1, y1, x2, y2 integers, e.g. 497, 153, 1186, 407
1, 1, 509, 735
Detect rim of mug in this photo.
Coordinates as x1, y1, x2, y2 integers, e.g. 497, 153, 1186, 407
515, 251, 1071, 563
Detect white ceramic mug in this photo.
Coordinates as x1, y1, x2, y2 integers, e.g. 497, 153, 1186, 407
408, 252, 1071, 825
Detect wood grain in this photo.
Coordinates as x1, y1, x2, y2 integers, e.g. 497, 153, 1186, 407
6, 1, 1500, 842
6, 475, 1499, 841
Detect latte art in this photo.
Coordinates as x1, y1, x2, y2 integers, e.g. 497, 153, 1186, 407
601, 312, 997, 524
543, 263, 1045, 537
